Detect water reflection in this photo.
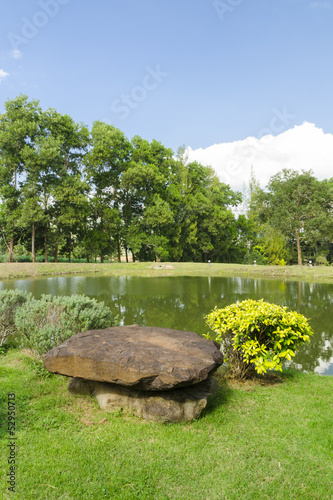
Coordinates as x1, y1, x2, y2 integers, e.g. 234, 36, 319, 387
0, 275, 332, 375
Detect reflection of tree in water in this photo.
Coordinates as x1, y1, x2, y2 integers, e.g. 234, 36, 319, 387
108, 294, 202, 332
2, 274, 331, 372
283, 281, 333, 373
94, 277, 223, 335
89, 276, 333, 374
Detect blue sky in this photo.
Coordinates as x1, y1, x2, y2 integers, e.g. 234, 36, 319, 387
1, 0, 333, 155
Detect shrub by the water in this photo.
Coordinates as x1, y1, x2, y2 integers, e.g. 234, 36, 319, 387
0, 289, 32, 348
0, 254, 107, 263
15, 294, 116, 355
243, 249, 268, 265
315, 255, 328, 266
0, 253, 33, 263
205, 299, 314, 379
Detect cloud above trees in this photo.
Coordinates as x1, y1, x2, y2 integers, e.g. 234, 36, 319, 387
187, 122, 333, 191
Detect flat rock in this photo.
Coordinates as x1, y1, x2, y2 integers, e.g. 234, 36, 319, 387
68, 377, 218, 422
44, 325, 223, 390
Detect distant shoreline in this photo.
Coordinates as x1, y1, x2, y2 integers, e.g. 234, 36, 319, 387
0, 262, 332, 284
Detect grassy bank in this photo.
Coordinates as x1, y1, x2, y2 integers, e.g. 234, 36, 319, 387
0, 262, 333, 283
1, 349, 332, 499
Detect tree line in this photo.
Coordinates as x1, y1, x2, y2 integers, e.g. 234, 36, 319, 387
0, 95, 332, 265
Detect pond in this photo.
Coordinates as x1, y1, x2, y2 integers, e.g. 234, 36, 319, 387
1, 275, 332, 375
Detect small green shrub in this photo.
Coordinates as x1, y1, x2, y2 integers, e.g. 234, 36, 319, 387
315, 255, 328, 266
243, 249, 268, 265
0, 289, 32, 348
15, 294, 116, 355
205, 299, 313, 379
14, 254, 33, 262
0, 251, 33, 262
34, 256, 89, 263
13, 243, 28, 255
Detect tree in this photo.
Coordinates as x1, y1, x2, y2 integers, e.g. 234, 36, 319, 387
262, 169, 333, 265
122, 136, 175, 261
20, 135, 63, 262
0, 95, 40, 261
252, 224, 289, 265
45, 111, 90, 262
166, 153, 242, 262
1, 94, 252, 264
84, 122, 132, 262
194, 168, 241, 262
52, 175, 90, 262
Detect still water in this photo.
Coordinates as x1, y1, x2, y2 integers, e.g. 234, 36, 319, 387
1, 275, 332, 375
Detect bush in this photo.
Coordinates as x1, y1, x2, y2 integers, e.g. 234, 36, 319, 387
0, 253, 33, 262
243, 249, 268, 265
205, 299, 313, 379
0, 290, 32, 348
15, 294, 117, 355
315, 255, 328, 266
35, 256, 89, 263
14, 255, 33, 263
0, 254, 110, 263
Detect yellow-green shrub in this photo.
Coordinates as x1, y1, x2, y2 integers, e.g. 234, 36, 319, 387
205, 299, 313, 379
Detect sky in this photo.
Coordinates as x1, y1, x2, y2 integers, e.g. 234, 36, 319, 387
0, 0, 332, 191
188, 122, 333, 195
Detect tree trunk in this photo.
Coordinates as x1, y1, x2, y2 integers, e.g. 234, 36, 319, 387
52, 245, 58, 262
132, 251, 135, 263
68, 234, 71, 263
44, 224, 48, 262
117, 235, 121, 263
125, 244, 128, 263
295, 229, 302, 265
86, 254, 89, 263
53, 246, 58, 263
297, 281, 302, 312
101, 254, 104, 263
9, 236, 14, 263
32, 223, 36, 263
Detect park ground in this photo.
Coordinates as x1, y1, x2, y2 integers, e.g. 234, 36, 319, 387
0, 261, 333, 283
1, 262, 332, 498
1, 350, 333, 500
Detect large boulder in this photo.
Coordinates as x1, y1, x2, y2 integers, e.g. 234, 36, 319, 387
68, 376, 218, 423
44, 325, 223, 390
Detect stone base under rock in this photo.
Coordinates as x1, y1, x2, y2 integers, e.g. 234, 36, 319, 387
68, 377, 218, 422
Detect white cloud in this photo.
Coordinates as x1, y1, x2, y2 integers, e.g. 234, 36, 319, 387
309, 1, 331, 9
10, 49, 22, 59
187, 122, 333, 193
0, 69, 10, 83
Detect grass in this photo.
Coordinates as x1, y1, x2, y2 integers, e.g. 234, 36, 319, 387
1, 349, 332, 499
0, 261, 333, 283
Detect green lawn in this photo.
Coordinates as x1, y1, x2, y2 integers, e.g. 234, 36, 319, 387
1, 350, 332, 499
0, 261, 333, 283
